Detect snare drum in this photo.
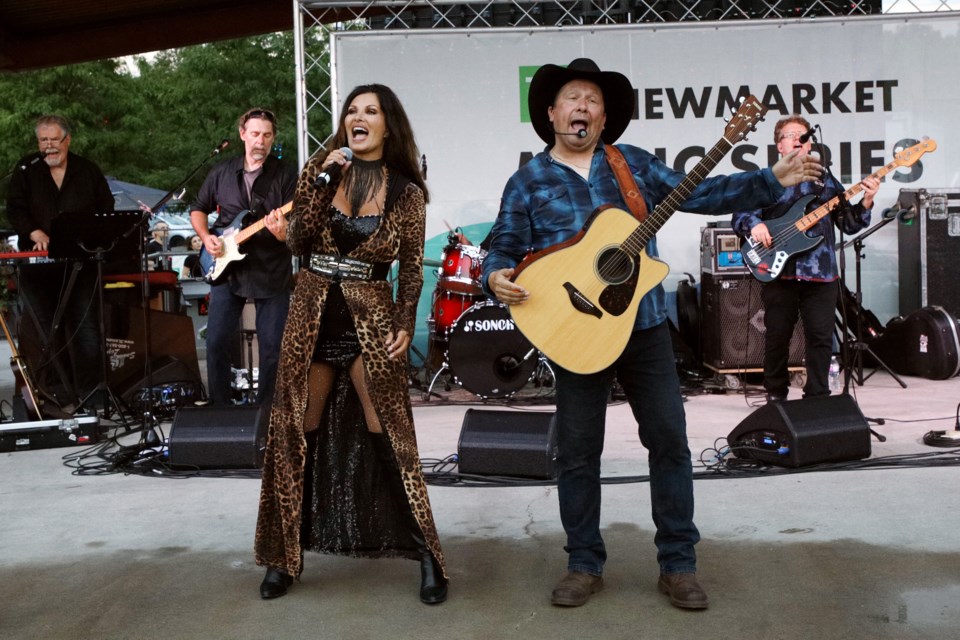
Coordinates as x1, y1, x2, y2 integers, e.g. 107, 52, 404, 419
438, 243, 485, 295
446, 301, 537, 398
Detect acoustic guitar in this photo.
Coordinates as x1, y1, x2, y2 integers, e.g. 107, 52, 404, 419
509, 96, 766, 374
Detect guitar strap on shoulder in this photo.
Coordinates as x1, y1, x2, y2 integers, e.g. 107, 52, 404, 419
605, 144, 648, 222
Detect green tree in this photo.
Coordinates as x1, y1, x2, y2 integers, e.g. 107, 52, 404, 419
0, 30, 333, 227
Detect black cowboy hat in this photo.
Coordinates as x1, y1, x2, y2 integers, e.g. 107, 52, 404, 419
528, 57, 635, 146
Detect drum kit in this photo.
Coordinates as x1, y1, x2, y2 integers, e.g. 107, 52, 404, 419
421, 233, 553, 400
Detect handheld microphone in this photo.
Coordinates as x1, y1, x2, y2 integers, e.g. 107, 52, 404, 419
211, 138, 230, 156
555, 129, 588, 139
313, 147, 354, 188
798, 127, 817, 144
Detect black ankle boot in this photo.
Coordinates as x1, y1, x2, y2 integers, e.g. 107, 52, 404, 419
370, 432, 448, 604
260, 567, 293, 599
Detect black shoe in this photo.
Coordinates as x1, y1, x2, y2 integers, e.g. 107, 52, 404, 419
260, 567, 293, 599
419, 552, 448, 604
370, 432, 448, 605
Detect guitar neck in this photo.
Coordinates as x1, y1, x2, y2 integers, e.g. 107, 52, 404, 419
234, 201, 293, 245
623, 136, 734, 254
795, 161, 899, 232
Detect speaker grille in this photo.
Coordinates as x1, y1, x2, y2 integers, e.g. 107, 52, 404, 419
168, 405, 269, 469
701, 273, 805, 369
457, 409, 557, 479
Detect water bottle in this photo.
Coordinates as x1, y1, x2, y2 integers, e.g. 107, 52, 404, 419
828, 355, 841, 392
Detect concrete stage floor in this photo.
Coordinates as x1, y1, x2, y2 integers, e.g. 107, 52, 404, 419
1, 340, 959, 640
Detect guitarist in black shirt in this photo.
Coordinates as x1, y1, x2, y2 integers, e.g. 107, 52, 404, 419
190, 108, 297, 405
732, 115, 879, 402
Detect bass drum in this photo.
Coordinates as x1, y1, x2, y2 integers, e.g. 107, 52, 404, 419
446, 301, 537, 398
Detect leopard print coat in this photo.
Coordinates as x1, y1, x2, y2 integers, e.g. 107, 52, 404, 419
254, 152, 446, 579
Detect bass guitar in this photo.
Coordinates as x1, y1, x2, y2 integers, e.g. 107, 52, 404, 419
740, 138, 937, 283
509, 96, 767, 374
199, 201, 293, 284
0, 311, 42, 421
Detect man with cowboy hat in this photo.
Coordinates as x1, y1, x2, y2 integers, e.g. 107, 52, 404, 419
482, 58, 821, 610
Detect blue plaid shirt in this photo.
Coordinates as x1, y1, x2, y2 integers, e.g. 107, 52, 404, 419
731, 176, 871, 282
483, 141, 784, 331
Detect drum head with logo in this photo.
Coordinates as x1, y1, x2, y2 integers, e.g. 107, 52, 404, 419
447, 301, 537, 398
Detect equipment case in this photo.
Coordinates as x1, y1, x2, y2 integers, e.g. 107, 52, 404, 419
869, 305, 960, 380
897, 188, 960, 319
0, 415, 103, 452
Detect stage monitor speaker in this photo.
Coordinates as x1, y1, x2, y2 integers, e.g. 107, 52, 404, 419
457, 409, 557, 479
700, 272, 805, 370
168, 404, 270, 469
727, 394, 870, 468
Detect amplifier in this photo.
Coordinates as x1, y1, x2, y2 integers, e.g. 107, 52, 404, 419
700, 224, 747, 275
897, 188, 960, 318
0, 415, 103, 452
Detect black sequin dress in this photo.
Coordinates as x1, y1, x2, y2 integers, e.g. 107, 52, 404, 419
300, 205, 417, 559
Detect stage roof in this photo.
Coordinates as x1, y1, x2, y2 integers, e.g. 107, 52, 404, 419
0, 1, 298, 73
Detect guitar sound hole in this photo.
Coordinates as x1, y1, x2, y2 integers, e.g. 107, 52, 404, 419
596, 247, 634, 285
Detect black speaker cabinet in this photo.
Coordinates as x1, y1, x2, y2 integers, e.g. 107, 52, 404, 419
897, 188, 960, 319
700, 272, 805, 370
728, 394, 870, 468
457, 409, 557, 479
168, 404, 270, 469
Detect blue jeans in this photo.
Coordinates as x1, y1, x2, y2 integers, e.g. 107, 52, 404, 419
206, 284, 289, 405
553, 320, 699, 576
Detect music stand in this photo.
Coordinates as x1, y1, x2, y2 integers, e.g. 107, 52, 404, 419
49, 210, 143, 424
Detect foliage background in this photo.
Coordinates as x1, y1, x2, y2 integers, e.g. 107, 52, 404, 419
0, 31, 331, 226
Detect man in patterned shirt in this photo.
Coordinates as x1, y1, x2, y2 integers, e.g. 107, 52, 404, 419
482, 58, 822, 611
732, 114, 877, 403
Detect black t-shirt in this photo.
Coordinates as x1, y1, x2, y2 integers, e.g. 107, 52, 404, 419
190, 154, 297, 298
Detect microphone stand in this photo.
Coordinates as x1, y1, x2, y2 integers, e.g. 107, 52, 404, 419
836, 214, 906, 389
816, 130, 886, 438
133, 141, 230, 438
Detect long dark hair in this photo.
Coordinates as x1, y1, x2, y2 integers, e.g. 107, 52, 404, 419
332, 84, 429, 203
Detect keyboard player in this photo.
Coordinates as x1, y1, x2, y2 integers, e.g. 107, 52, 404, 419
5, 114, 114, 411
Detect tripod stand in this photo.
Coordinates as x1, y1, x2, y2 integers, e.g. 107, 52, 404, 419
837, 214, 906, 389
75, 241, 130, 427
47, 211, 143, 428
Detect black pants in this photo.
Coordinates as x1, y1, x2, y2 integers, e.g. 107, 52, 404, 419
762, 278, 838, 399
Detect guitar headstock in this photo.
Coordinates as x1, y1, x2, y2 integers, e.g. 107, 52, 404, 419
724, 95, 767, 144
894, 137, 937, 167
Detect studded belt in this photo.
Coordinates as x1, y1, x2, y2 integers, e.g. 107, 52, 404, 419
307, 253, 391, 281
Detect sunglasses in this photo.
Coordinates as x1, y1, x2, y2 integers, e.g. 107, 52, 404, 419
242, 109, 276, 125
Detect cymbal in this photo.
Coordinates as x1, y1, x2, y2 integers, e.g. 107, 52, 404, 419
423, 258, 442, 268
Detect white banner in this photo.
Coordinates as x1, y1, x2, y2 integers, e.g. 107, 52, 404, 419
333, 14, 960, 350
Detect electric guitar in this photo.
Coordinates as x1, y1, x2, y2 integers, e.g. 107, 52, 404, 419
741, 138, 937, 283
0, 311, 42, 421
509, 96, 767, 374
199, 201, 293, 284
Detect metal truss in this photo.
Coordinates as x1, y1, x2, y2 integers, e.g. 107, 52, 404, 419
294, 0, 953, 166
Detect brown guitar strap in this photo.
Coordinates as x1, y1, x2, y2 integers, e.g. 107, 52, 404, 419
606, 144, 648, 222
